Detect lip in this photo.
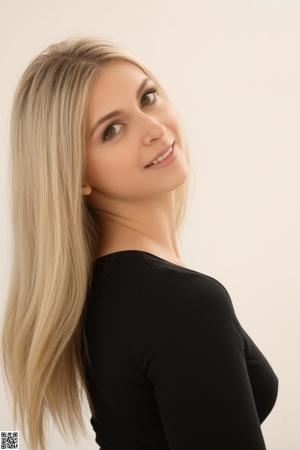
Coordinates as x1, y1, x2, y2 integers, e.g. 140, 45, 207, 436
144, 142, 177, 169
144, 140, 175, 168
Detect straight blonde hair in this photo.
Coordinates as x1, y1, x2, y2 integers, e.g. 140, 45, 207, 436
0, 35, 192, 450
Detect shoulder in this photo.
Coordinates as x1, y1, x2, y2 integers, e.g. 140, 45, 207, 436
91, 250, 232, 306
91, 251, 237, 335
103, 254, 244, 378
87, 251, 244, 372
90, 250, 234, 309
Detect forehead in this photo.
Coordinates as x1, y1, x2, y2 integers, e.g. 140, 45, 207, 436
89, 60, 147, 107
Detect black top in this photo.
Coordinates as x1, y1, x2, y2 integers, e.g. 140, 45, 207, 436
82, 250, 278, 450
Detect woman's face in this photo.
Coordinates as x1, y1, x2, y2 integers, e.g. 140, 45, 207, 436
84, 59, 189, 202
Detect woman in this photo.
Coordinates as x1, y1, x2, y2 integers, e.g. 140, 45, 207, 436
1, 36, 278, 450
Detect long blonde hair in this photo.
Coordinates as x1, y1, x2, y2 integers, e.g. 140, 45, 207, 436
0, 35, 192, 450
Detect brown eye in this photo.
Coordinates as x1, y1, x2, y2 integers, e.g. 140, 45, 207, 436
102, 122, 123, 142
141, 88, 158, 106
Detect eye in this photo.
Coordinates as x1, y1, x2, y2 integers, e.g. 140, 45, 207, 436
141, 88, 158, 107
101, 87, 159, 142
101, 122, 122, 142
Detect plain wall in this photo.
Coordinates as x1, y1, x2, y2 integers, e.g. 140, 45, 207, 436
1, 0, 299, 449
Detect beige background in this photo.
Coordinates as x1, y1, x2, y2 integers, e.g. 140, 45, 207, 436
1, 0, 299, 449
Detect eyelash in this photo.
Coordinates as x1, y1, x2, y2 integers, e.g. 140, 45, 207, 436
101, 88, 159, 142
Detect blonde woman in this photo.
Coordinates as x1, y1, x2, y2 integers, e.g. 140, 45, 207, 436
1, 36, 278, 450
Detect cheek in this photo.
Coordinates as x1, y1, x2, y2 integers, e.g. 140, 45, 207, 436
86, 152, 142, 196
168, 109, 184, 136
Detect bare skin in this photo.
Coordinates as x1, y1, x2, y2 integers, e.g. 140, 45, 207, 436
82, 60, 190, 268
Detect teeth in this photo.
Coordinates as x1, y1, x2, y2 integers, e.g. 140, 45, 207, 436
151, 146, 173, 165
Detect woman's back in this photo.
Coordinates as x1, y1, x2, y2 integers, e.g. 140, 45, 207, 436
82, 250, 279, 450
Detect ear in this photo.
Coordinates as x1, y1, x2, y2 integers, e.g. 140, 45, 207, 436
82, 184, 92, 196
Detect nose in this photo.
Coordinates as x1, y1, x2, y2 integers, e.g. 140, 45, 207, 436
139, 114, 166, 146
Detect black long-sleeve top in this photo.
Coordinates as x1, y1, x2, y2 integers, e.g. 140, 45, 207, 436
81, 250, 279, 450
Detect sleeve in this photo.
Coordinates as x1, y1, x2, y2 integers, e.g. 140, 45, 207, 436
142, 278, 267, 450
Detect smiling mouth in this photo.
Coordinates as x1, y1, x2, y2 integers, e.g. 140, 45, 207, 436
144, 142, 175, 168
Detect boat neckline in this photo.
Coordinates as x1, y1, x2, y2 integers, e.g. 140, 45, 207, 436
93, 249, 191, 272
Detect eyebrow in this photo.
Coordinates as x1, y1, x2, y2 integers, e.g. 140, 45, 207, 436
89, 77, 151, 138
